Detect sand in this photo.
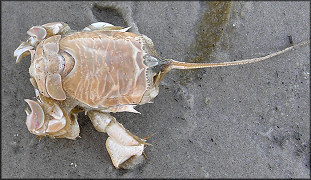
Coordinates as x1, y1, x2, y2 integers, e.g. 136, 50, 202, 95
2, 1, 309, 178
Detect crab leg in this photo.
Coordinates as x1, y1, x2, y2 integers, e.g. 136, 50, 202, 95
87, 110, 147, 169
82, 22, 131, 32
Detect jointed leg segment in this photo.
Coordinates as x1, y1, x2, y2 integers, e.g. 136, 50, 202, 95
87, 110, 148, 169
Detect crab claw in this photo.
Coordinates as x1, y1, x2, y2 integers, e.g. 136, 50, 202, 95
25, 98, 68, 136
14, 42, 35, 63
25, 99, 45, 133
27, 26, 47, 41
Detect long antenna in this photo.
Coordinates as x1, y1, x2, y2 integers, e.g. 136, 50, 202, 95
168, 40, 309, 70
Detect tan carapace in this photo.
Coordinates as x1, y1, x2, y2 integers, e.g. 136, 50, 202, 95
14, 22, 309, 169
60, 31, 149, 107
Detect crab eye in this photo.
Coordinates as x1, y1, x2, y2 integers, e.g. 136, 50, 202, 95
143, 55, 159, 67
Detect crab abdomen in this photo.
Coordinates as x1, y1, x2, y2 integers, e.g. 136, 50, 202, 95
59, 31, 148, 107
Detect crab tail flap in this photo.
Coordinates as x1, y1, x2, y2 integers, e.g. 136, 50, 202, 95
167, 40, 310, 70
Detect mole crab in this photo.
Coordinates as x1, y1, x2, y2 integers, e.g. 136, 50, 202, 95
14, 22, 309, 169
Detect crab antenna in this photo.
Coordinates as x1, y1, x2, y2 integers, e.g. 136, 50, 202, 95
167, 40, 310, 70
